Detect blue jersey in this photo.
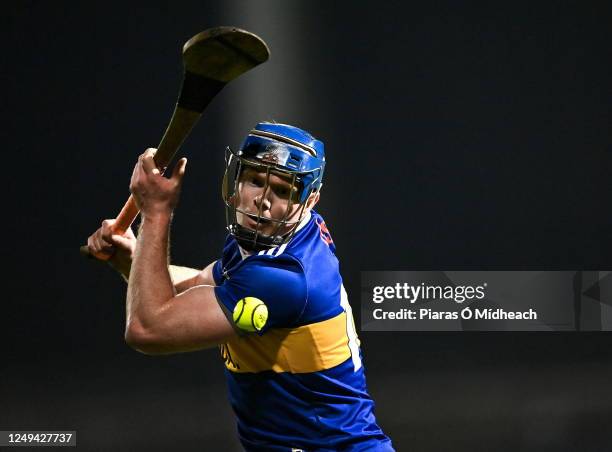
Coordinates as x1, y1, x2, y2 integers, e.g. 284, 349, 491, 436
213, 211, 392, 451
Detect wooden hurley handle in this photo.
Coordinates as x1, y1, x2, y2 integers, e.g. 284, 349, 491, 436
81, 27, 270, 261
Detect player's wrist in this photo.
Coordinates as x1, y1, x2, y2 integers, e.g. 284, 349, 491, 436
140, 210, 174, 225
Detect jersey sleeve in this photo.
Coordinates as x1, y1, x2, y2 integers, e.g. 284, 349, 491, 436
214, 255, 307, 335
212, 259, 224, 286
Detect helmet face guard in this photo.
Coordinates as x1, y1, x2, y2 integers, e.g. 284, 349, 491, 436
222, 123, 325, 251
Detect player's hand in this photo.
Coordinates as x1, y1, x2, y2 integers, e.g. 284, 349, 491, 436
129, 148, 187, 218
86, 219, 136, 275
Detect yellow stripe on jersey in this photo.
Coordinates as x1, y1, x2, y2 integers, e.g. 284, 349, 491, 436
220, 312, 360, 374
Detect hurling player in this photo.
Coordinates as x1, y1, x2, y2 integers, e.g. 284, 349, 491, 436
87, 123, 394, 451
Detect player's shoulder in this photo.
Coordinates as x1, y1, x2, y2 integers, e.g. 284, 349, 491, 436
243, 247, 305, 286
215, 248, 308, 332
237, 249, 305, 292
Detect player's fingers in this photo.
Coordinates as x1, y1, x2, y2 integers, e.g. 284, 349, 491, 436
87, 235, 112, 258
142, 148, 160, 175
101, 218, 116, 228
110, 234, 135, 251
100, 219, 116, 240
93, 233, 113, 254
130, 152, 148, 192
130, 156, 141, 188
87, 234, 96, 252
131, 159, 139, 181
91, 232, 101, 251
139, 148, 156, 160
96, 230, 113, 248
171, 158, 187, 184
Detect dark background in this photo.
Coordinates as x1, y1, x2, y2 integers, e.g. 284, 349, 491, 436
3, 1, 612, 451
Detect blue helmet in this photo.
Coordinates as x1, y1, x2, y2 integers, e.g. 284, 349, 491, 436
222, 122, 326, 250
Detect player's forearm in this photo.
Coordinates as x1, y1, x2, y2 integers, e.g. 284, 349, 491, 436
126, 213, 175, 333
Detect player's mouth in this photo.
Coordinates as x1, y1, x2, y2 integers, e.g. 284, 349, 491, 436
244, 212, 273, 228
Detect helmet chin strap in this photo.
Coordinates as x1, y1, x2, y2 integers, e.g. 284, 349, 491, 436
233, 225, 284, 252
234, 210, 312, 254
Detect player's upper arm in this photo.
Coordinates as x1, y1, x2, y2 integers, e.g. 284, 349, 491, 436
125, 284, 237, 355
172, 260, 217, 293
194, 260, 217, 286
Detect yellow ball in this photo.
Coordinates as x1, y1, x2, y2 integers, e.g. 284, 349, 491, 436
232, 297, 268, 332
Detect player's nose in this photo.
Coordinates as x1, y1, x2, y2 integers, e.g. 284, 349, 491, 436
254, 193, 271, 211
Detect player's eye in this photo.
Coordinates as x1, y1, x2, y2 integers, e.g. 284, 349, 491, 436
274, 184, 297, 200
247, 176, 265, 187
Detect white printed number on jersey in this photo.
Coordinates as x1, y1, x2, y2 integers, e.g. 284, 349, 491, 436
340, 284, 362, 371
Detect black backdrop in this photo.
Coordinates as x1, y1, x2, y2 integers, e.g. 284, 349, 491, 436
3, 2, 612, 451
